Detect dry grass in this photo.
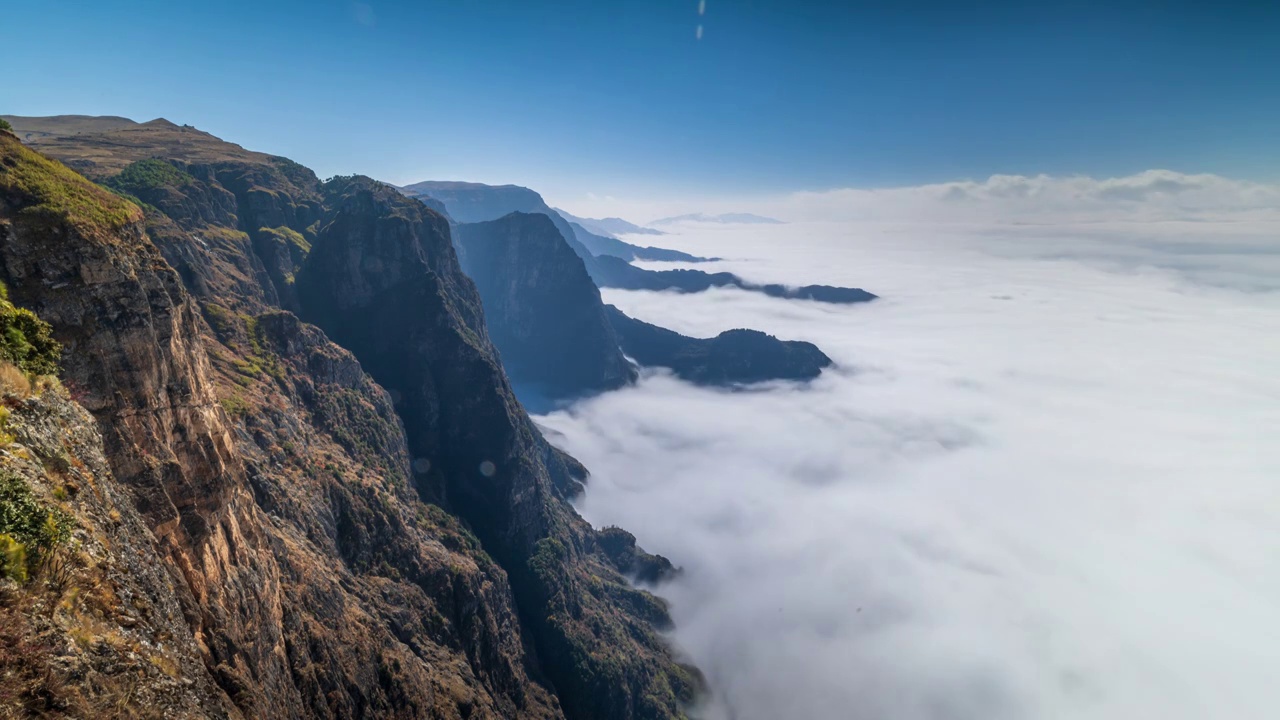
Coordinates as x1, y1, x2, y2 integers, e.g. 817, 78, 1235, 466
0, 362, 31, 398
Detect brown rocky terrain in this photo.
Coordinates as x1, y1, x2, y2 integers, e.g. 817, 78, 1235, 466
0, 118, 699, 718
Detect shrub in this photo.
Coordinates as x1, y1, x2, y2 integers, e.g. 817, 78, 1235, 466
0, 119, 12, 133
103, 159, 194, 196
0, 534, 26, 582
220, 394, 250, 419
0, 286, 60, 376
0, 471, 72, 581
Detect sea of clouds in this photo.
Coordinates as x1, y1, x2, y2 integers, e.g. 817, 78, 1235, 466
540, 172, 1280, 720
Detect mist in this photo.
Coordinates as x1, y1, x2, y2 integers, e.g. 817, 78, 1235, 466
535, 202, 1280, 719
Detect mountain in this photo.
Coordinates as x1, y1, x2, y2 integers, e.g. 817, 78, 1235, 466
554, 208, 666, 237
406, 180, 873, 304
2, 118, 699, 718
404, 180, 709, 263
648, 212, 785, 226
605, 306, 832, 384
453, 212, 637, 408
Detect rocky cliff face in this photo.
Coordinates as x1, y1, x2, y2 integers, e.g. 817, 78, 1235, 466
1, 387, 238, 719
453, 213, 636, 407
3, 121, 699, 719
296, 177, 699, 719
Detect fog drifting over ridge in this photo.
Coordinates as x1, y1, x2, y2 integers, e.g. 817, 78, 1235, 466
536, 184, 1279, 719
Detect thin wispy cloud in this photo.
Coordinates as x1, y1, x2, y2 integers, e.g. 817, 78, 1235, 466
771, 170, 1280, 224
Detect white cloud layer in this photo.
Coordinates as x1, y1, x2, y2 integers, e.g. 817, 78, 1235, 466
537, 215, 1280, 720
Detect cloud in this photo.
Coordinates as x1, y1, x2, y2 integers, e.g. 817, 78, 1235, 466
537, 219, 1280, 720
769, 170, 1280, 224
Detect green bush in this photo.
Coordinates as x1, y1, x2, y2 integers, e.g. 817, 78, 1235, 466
0, 471, 73, 582
0, 287, 60, 376
104, 159, 194, 197
0, 533, 26, 582
0, 119, 12, 133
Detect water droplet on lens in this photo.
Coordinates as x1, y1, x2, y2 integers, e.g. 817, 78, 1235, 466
479, 460, 496, 477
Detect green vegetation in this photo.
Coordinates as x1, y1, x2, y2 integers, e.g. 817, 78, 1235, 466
0, 119, 12, 133
220, 394, 250, 419
0, 470, 73, 582
0, 133, 142, 238
0, 285, 60, 376
103, 159, 194, 196
258, 225, 311, 258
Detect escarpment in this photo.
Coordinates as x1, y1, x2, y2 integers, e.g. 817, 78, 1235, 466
4, 119, 699, 719
453, 212, 636, 407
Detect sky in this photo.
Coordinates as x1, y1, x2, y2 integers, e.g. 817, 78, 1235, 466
538, 192, 1280, 719
4, 0, 1279, 209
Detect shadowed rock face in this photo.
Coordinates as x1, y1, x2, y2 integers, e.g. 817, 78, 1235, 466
454, 213, 636, 407
296, 177, 701, 720
605, 305, 833, 385
5, 122, 699, 719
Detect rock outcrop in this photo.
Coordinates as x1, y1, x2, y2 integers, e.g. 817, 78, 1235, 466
605, 305, 832, 385
453, 213, 636, 407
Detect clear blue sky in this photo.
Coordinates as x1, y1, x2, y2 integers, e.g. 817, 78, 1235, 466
5, 1, 1278, 202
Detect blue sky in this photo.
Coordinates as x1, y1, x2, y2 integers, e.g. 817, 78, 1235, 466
4, 1, 1278, 206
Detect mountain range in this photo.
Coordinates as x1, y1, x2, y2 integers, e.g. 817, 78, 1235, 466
552, 209, 666, 237
0, 114, 874, 718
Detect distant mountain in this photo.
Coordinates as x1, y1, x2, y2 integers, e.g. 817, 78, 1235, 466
605, 306, 831, 384
405, 180, 872, 305
555, 208, 665, 237
589, 254, 878, 304
403, 181, 710, 263
648, 212, 785, 226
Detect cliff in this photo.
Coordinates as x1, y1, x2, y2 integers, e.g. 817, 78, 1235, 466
3, 120, 698, 718
453, 213, 636, 407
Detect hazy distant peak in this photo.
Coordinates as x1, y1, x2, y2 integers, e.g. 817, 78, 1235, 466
648, 212, 785, 226
554, 208, 665, 237
403, 179, 529, 192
